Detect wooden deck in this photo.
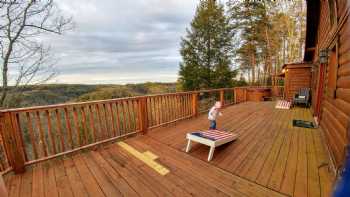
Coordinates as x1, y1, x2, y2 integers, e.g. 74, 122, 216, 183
149, 101, 335, 197
3, 102, 335, 197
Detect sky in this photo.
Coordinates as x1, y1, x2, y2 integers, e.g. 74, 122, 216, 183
45, 0, 201, 84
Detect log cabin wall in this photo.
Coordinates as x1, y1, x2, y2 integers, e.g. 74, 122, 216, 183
306, 0, 350, 169
283, 64, 312, 100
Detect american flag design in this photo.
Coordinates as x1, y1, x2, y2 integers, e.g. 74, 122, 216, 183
275, 100, 291, 109
191, 130, 235, 141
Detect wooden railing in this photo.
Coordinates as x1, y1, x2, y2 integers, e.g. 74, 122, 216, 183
0, 86, 283, 174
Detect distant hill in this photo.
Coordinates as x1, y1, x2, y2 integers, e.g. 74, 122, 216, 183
5, 83, 177, 108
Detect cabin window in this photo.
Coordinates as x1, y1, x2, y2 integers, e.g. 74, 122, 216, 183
327, 45, 338, 98
328, 0, 337, 26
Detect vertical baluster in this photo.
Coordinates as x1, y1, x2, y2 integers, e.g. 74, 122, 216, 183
154, 97, 158, 125
132, 100, 138, 131
167, 96, 172, 121
64, 108, 74, 149
163, 96, 168, 122
96, 104, 105, 139
109, 103, 117, 136
172, 95, 175, 119
157, 96, 162, 124
179, 94, 184, 118
151, 97, 156, 126
188, 94, 192, 115
175, 95, 179, 119
137, 99, 141, 131
234, 88, 237, 104
186, 94, 190, 117
103, 104, 110, 137
182, 95, 186, 117
172, 95, 176, 120
55, 109, 65, 152
26, 112, 38, 159
80, 106, 89, 144
12, 113, 27, 161
114, 103, 121, 136
166, 96, 170, 121
187, 94, 190, 115
153, 97, 157, 125
72, 107, 82, 146
167, 96, 171, 121
161, 96, 165, 123
169, 95, 173, 120
160, 96, 164, 123
121, 101, 128, 134
187, 94, 190, 116
164, 96, 169, 122
185, 94, 189, 116
35, 111, 48, 157
220, 89, 225, 107
181, 95, 185, 118
88, 105, 97, 142
45, 110, 57, 155
146, 98, 152, 127
126, 100, 132, 132
192, 93, 199, 117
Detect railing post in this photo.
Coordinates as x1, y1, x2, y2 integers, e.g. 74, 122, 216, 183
139, 97, 148, 134
234, 88, 237, 104
244, 88, 248, 102
0, 112, 25, 173
220, 90, 225, 107
191, 92, 199, 117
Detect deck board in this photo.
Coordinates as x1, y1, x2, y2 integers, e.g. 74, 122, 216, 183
3, 102, 334, 197
43, 162, 58, 197
148, 101, 335, 197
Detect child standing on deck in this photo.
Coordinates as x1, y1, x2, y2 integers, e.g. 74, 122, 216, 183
208, 101, 223, 130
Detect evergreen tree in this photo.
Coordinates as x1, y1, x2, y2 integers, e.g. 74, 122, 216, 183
227, 0, 306, 85
179, 0, 235, 91
228, 0, 266, 85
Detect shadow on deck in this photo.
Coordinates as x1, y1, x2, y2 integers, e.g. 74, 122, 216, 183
3, 102, 335, 197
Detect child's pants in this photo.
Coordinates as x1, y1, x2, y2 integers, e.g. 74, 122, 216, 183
209, 120, 216, 130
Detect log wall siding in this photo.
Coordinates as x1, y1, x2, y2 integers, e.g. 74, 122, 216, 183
284, 65, 312, 100
0, 87, 260, 173
312, 0, 350, 168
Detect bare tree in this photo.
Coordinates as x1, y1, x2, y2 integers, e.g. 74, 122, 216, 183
0, 0, 73, 107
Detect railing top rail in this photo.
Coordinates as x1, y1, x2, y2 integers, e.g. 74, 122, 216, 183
0, 87, 236, 113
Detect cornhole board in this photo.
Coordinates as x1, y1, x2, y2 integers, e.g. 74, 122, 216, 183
275, 100, 292, 109
186, 130, 238, 161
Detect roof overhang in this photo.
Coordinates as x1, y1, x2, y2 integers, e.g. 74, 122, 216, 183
304, 0, 320, 62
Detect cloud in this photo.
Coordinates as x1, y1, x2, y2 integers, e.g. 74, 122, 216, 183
43, 0, 199, 84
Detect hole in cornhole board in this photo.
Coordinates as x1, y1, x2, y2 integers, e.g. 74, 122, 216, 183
293, 119, 316, 129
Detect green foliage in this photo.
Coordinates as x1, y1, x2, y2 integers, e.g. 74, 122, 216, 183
4, 84, 98, 108
4, 83, 176, 108
75, 86, 137, 101
227, 0, 306, 85
179, 0, 236, 91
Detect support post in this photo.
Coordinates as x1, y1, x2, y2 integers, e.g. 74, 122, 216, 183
233, 88, 237, 104
0, 112, 25, 173
139, 97, 148, 134
191, 93, 199, 117
220, 90, 225, 107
